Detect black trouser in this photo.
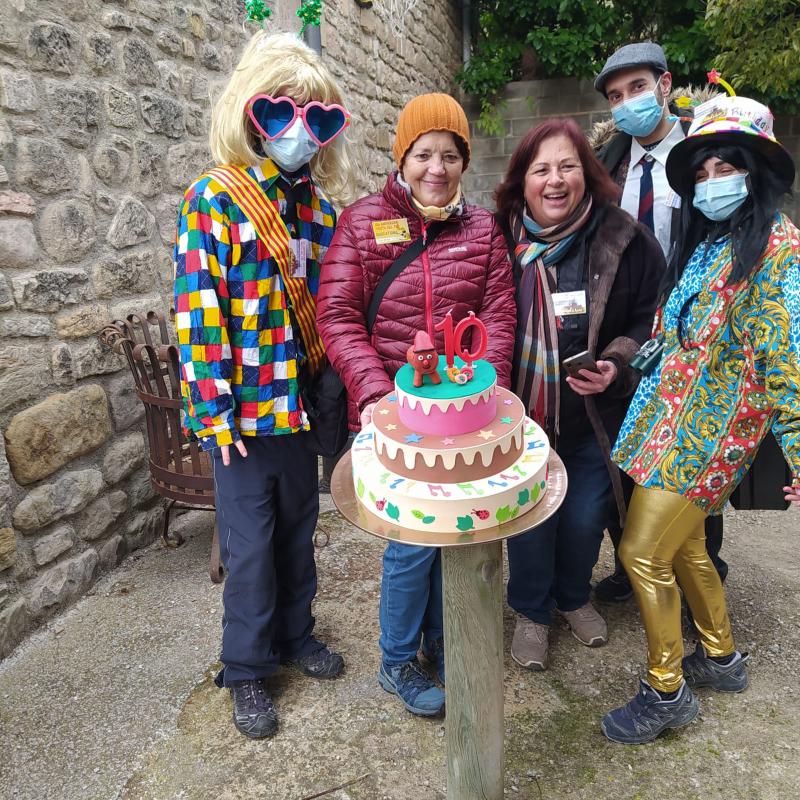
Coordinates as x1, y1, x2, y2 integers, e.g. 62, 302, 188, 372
608, 471, 728, 583
212, 434, 320, 686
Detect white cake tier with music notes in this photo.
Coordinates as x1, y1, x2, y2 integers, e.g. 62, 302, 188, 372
351, 413, 550, 534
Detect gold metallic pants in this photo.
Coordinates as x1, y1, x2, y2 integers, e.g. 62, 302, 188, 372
619, 486, 736, 693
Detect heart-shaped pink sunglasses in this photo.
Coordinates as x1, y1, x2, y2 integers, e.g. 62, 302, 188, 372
246, 94, 351, 147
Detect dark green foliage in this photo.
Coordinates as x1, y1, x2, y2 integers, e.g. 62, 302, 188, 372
706, 0, 800, 112
457, 0, 800, 128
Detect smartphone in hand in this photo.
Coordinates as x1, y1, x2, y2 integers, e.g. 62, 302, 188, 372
562, 350, 600, 378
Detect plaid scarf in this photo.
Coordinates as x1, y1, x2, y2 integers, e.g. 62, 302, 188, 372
512, 194, 593, 441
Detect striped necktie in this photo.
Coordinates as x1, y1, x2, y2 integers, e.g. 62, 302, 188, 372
638, 154, 655, 232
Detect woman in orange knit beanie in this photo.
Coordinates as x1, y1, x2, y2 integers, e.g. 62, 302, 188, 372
317, 92, 515, 717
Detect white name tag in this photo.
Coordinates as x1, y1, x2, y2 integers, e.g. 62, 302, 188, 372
666, 189, 682, 209
288, 238, 309, 278
552, 290, 587, 316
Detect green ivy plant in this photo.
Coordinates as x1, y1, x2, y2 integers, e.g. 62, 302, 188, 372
457, 0, 731, 132
706, 0, 800, 111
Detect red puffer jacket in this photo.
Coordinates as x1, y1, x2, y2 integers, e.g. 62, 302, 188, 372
317, 171, 516, 429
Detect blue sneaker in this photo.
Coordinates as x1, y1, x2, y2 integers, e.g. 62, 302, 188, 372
421, 636, 445, 685
601, 680, 699, 744
682, 644, 749, 693
378, 659, 446, 717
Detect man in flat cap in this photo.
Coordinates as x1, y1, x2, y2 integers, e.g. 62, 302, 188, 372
594, 42, 686, 258
592, 42, 727, 604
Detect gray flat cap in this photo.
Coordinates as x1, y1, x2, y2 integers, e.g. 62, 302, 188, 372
594, 42, 668, 94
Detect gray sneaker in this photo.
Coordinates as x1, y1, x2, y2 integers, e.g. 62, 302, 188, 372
560, 602, 607, 647
682, 644, 749, 693
511, 616, 549, 670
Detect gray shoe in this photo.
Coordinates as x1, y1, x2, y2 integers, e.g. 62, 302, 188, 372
560, 602, 607, 647
682, 644, 749, 693
601, 680, 700, 745
511, 616, 549, 670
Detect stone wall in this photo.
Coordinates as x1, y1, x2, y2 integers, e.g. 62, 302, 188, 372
0, 0, 462, 658
462, 79, 800, 224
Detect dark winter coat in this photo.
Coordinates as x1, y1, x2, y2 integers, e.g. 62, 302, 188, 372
317, 172, 517, 429
500, 202, 666, 520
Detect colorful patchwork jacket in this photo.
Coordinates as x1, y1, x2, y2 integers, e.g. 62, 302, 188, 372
612, 213, 800, 513
173, 159, 336, 450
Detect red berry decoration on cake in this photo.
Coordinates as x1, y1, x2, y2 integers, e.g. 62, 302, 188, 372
472, 509, 490, 520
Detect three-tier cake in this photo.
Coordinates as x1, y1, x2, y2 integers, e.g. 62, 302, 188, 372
351, 355, 550, 533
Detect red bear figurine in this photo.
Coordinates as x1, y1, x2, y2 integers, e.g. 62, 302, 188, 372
406, 330, 441, 388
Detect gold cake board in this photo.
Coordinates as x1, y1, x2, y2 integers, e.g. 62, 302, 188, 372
331, 450, 567, 800
330, 450, 566, 547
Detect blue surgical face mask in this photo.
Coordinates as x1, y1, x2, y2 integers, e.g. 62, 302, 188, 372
692, 174, 750, 221
611, 90, 665, 138
261, 118, 319, 173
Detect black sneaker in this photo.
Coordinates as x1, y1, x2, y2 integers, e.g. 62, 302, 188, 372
601, 680, 699, 745
230, 679, 278, 739
594, 570, 634, 603
682, 644, 749, 693
287, 639, 345, 679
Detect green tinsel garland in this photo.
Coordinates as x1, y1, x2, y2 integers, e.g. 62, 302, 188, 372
244, 0, 271, 26
297, 0, 322, 34
244, 0, 322, 34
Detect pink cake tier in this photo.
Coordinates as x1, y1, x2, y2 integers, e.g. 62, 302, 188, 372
394, 358, 497, 436
373, 386, 525, 482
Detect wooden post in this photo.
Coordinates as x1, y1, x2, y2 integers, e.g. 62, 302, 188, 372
442, 540, 504, 800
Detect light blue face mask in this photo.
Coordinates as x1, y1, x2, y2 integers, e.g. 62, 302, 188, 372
611, 90, 665, 138
261, 118, 319, 173
692, 174, 750, 221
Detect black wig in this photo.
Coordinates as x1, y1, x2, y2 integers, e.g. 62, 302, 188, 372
660, 143, 791, 303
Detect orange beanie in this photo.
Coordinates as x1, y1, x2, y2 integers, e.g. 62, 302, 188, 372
393, 93, 471, 170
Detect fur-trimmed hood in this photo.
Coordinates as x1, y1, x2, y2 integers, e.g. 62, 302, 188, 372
589, 85, 724, 151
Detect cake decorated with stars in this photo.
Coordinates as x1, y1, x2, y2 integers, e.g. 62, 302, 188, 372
351, 327, 550, 533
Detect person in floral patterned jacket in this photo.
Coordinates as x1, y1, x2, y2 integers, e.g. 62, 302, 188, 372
602, 94, 800, 745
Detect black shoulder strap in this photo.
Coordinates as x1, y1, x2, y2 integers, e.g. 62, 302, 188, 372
366, 221, 446, 334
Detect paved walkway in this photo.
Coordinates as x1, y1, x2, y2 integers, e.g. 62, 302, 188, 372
1, 497, 798, 800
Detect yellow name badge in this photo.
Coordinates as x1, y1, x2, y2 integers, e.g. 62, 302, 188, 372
372, 218, 411, 245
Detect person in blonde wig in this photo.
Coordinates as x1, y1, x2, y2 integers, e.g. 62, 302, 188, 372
208, 30, 355, 208
174, 30, 354, 739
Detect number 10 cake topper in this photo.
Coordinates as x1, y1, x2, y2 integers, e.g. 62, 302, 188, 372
435, 311, 488, 384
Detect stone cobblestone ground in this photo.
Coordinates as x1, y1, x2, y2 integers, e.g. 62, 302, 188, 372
0, 500, 798, 800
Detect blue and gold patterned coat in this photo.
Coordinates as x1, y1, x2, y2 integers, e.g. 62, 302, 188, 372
613, 213, 800, 513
